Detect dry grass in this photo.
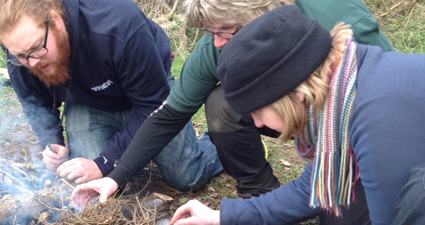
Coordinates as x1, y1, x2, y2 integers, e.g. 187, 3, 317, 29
133, 0, 425, 55
366, 0, 425, 53
58, 194, 158, 225
133, 0, 198, 61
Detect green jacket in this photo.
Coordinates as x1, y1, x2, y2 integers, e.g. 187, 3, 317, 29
167, 0, 393, 114
108, 0, 394, 186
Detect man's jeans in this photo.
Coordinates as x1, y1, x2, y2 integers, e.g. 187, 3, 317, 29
65, 103, 223, 191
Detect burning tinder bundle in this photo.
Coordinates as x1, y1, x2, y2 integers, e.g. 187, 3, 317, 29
0, 157, 173, 224
59, 192, 173, 225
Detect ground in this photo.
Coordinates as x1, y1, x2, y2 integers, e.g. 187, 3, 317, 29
0, 84, 317, 224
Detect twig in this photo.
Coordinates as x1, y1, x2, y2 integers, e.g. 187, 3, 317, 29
9, 163, 39, 181
47, 143, 58, 154
191, 29, 200, 47
404, 0, 419, 28
14, 185, 34, 196
0, 167, 33, 195
0, 158, 28, 168
136, 195, 157, 222
167, 0, 180, 20
60, 178, 75, 190
34, 197, 69, 212
57, 185, 65, 209
379, 1, 404, 17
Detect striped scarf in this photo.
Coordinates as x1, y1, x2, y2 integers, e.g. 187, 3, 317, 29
294, 36, 359, 215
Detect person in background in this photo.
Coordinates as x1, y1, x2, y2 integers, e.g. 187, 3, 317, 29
0, 0, 222, 192
170, 5, 425, 225
70, 0, 394, 210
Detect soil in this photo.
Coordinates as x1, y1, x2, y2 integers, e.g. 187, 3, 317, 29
0, 85, 235, 224
0, 85, 316, 224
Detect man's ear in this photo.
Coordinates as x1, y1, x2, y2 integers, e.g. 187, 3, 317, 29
50, 10, 65, 31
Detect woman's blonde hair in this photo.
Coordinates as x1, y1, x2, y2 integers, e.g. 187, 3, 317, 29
269, 23, 354, 142
183, 0, 295, 28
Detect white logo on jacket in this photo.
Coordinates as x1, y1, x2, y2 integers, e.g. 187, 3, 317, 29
91, 80, 114, 91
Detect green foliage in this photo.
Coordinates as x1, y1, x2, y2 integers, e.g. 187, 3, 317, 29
179, 197, 188, 204
171, 52, 186, 78
366, 0, 425, 54
0, 50, 6, 68
385, 12, 425, 53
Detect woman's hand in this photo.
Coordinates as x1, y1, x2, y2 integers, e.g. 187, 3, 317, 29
170, 199, 220, 225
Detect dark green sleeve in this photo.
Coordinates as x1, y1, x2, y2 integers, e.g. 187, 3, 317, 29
109, 36, 221, 188
296, 0, 393, 51
167, 35, 221, 113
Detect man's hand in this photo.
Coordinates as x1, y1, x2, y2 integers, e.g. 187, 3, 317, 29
57, 158, 103, 184
42, 144, 69, 170
170, 199, 221, 225
71, 177, 119, 209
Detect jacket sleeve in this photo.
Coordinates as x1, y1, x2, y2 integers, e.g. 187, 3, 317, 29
220, 163, 320, 225
104, 103, 195, 188
296, 0, 393, 52
5, 50, 65, 148
92, 23, 172, 174
95, 35, 220, 175
166, 35, 220, 113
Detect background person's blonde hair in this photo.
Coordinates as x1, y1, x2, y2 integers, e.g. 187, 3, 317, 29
269, 23, 353, 142
183, 0, 295, 28
0, 0, 64, 40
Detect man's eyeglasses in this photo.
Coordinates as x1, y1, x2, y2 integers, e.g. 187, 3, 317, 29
199, 27, 238, 40
7, 22, 50, 66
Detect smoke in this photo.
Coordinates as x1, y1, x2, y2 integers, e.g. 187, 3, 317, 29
0, 85, 79, 224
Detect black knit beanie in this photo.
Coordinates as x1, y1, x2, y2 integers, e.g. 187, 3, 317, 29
217, 5, 332, 114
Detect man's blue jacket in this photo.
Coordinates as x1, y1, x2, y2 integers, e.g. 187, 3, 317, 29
5, 0, 172, 175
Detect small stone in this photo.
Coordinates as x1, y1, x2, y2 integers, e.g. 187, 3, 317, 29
280, 160, 292, 167
43, 180, 52, 189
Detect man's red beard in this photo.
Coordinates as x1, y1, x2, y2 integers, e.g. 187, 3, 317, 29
30, 26, 70, 86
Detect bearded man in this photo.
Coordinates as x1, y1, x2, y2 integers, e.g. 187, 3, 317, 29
0, 0, 222, 191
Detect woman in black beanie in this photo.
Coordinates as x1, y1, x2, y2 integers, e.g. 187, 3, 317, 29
171, 5, 425, 225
